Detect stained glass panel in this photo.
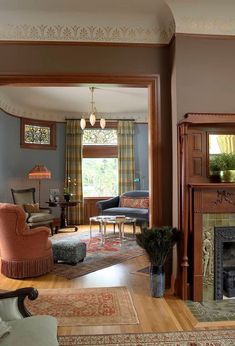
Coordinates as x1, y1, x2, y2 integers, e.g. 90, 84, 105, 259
83, 129, 117, 145
24, 124, 51, 145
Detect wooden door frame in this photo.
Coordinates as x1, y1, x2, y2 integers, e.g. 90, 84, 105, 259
0, 73, 162, 226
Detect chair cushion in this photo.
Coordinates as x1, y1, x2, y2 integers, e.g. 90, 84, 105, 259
103, 207, 148, 221
120, 196, 149, 209
1, 315, 58, 346
23, 203, 40, 213
27, 213, 54, 223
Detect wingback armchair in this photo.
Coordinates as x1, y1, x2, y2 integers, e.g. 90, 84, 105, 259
96, 190, 149, 226
0, 203, 54, 278
11, 188, 54, 234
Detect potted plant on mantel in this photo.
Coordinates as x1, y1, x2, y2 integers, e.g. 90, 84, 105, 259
136, 226, 180, 298
210, 153, 235, 182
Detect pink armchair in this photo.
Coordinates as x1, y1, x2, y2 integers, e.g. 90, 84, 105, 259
0, 203, 54, 278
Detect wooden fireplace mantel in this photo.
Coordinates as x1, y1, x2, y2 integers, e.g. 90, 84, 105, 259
177, 113, 235, 302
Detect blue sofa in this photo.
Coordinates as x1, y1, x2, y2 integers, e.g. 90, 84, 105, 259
96, 190, 149, 226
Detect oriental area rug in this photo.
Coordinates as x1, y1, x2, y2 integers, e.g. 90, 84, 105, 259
25, 287, 139, 326
186, 299, 235, 322
51, 231, 143, 279
58, 329, 235, 346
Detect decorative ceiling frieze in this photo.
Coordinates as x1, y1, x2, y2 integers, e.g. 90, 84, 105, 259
0, 22, 174, 44
0, 96, 148, 122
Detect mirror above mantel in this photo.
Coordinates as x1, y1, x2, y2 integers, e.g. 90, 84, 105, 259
178, 113, 235, 184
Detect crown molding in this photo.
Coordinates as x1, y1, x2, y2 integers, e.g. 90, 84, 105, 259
0, 22, 175, 44
0, 95, 148, 122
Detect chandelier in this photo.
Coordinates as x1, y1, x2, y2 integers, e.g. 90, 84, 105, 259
80, 87, 106, 130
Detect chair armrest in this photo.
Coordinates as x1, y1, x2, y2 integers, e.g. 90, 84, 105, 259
0, 287, 38, 320
24, 226, 50, 236
96, 196, 120, 213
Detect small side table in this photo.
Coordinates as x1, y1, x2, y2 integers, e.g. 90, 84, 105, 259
47, 200, 81, 233
89, 216, 136, 244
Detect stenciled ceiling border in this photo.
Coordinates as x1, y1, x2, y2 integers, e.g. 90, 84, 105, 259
0, 96, 148, 122
0, 22, 175, 44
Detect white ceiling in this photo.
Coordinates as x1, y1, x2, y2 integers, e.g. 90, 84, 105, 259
0, 0, 235, 44
0, 86, 148, 122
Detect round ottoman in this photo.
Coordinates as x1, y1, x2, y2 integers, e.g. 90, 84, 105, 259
52, 237, 86, 265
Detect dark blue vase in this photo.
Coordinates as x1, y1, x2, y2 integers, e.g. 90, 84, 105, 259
150, 265, 165, 297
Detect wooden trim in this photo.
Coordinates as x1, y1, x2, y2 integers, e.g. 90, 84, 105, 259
20, 118, 56, 150
0, 40, 170, 48
182, 113, 235, 124
83, 145, 118, 158
0, 73, 162, 227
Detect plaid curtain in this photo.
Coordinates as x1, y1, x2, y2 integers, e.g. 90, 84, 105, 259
65, 120, 84, 224
118, 121, 135, 194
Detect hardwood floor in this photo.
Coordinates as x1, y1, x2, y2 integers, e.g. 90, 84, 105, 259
1, 227, 235, 336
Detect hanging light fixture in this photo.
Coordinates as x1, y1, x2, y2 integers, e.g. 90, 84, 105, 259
80, 87, 106, 130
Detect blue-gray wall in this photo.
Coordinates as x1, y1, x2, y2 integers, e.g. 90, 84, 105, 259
134, 123, 148, 190
0, 110, 65, 208
0, 111, 148, 205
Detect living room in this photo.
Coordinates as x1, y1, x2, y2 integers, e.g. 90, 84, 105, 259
1, 0, 235, 345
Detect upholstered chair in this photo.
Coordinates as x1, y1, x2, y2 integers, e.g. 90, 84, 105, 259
0, 203, 54, 278
11, 188, 54, 234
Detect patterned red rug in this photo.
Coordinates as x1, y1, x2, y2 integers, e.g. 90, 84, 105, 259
51, 232, 143, 279
25, 287, 139, 326
58, 329, 235, 346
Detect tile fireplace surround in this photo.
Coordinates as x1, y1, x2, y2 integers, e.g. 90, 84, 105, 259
188, 184, 235, 302
202, 214, 235, 301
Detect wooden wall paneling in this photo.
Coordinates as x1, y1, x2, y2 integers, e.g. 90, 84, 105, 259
83, 197, 108, 224
188, 129, 207, 181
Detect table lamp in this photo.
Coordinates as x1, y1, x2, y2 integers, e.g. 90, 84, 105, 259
28, 164, 51, 205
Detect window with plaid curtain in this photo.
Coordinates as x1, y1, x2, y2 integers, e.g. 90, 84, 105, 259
65, 120, 84, 224
118, 120, 135, 195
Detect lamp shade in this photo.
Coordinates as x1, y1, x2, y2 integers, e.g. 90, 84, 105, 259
28, 164, 51, 180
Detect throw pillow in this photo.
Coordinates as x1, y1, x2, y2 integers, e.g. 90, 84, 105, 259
23, 203, 40, 213
120, 197, 149, 209
0, 318, 11, 339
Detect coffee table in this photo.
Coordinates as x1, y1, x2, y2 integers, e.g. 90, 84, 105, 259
89, 215, 136, 244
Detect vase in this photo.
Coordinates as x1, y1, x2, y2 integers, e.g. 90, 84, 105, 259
150, 264, 165, 298
64, 194, 71, 202
220, 170, 235, 182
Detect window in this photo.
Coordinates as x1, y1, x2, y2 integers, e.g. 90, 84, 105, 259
82, 126, 118, 197
20, 118, 56, 149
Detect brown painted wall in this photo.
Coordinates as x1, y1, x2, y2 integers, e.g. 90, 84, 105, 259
0, 43, 172, 224
175, 36, 235, 121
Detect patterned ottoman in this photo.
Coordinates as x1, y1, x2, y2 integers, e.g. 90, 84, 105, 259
52, 237, 86, 265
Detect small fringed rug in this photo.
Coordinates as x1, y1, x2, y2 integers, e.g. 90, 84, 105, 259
25, 287, 139, 326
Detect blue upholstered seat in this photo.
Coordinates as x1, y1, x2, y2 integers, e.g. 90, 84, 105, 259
96, 190, 149, 226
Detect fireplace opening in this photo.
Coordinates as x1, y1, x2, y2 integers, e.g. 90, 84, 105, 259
214, 227, 235, 299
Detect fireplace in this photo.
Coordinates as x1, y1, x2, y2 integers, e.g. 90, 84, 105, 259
214, 227, 235, 299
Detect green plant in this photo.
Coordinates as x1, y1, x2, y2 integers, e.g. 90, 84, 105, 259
209, 153, 235, 172
136, 226, 180, 266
